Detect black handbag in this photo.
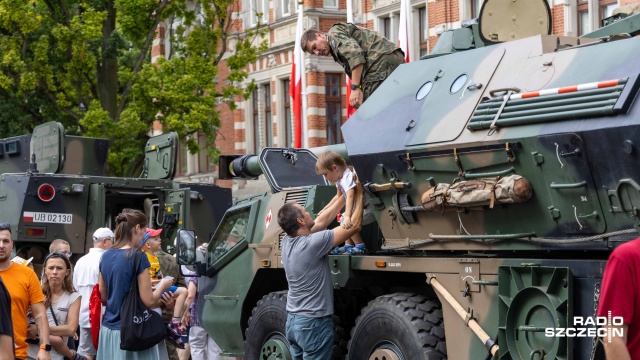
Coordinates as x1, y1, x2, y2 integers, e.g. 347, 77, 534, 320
119, 250, 166, 351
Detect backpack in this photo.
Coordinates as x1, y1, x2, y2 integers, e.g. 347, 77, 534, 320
89, 283, 102, 350
119, 250, 166, 351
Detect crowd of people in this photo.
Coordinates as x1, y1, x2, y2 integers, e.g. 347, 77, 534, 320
0, 209, 221, 360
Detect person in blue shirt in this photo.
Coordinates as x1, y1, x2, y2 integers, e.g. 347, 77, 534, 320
97, 209, 174, 360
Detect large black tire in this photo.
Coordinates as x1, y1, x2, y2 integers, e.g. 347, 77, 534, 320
243, 291, 347, 360
347, 293, 447, 360
244, 291, 290, 360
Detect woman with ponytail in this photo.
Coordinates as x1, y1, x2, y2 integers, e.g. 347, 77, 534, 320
96, 209, 174, 359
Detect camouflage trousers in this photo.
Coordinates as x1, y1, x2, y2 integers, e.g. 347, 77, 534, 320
362, 49, 405, 101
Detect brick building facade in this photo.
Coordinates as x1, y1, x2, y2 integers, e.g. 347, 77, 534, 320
157, 0, 639, 197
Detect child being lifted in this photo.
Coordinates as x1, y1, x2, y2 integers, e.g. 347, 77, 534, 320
316, 151, 374, 255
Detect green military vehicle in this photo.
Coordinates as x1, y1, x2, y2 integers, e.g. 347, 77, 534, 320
0, 121, 231, 271
176, 0, 640, 359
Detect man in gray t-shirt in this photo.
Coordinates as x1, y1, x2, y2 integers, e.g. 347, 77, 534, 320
277, 202, 361, 360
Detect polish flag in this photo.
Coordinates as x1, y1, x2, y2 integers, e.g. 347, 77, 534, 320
398, 0, 412, 63
23, 212, 34, 222
290, 5, 304, 148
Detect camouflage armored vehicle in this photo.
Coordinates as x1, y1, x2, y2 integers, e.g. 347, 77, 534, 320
0, 121, 231, 271
176, 1, 640, 359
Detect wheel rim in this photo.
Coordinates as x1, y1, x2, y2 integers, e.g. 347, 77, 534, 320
368, 342, 404, 360
261, 333, 292, 360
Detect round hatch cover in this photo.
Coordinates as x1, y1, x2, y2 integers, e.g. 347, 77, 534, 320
479, 0, 551, 44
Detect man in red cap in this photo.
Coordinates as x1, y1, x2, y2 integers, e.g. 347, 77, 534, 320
140, 228, 189, 350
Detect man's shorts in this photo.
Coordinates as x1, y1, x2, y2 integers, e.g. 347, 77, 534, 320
77, 327, 97, 356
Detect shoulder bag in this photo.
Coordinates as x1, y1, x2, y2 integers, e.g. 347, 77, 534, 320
49, 301, 76, 351
119, 250, 166, 351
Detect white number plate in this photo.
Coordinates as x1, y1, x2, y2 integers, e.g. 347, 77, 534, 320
23, 212, 73, 224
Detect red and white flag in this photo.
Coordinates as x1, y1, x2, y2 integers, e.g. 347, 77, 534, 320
290, 5, 304, 148
398, 0, 412, 63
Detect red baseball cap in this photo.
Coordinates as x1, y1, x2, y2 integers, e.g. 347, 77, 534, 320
145, 228, 162, 237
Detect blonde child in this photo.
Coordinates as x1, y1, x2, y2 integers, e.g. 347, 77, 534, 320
316, 151, 373, 255
140, 228, 189, 348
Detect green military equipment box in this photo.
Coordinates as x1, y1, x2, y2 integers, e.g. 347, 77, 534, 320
176, 1, 640, 359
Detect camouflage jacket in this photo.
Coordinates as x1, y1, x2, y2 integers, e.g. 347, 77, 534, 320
327, 23, 402, 82
157, 250, 185, 287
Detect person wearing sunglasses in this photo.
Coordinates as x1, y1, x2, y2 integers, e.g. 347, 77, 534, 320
49, 240, 72, 259
0, 223, 52, 360
27, 252, 85, 360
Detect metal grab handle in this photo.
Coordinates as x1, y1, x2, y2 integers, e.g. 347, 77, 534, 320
472, 280, 498, 286
560, 148, 581, 157
550, 181, 587, 189
519, 326, 546, 332
462, 167, 515, 179
578, 211, 598, 219
489, 87, 521, 97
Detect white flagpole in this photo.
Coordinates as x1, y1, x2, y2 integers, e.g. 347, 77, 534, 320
398, 0, 412, 62
298, 0, 309, 148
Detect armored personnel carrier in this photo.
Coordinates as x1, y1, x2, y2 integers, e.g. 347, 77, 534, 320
0, 121, 231, 270
176, 1, 640, 359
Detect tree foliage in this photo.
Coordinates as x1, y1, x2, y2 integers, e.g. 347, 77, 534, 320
0, 0, 267, 176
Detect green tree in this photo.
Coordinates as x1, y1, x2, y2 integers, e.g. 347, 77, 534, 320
0, 0, 266, 176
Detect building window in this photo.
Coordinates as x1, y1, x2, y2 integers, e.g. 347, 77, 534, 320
197, 133, 213, 172
281, 0, 291, 16
264, 84, 273, 148
577, 0, 619, 35
600, 0, 617, 25
324, 0, 337, 8
577, 0, 590, 35
250, 0, 268, 26
383, 17, 392, 40
252, 89, 260, 153
470, 0, 482, 18
283, 79, 292, 148
177, 141, 188, 176
418, 7, 428, 57
325, 74, 342, 145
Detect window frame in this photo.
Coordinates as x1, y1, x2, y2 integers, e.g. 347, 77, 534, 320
383, 17, 392, 40
323, 0, 338, 9
281, 0, 291, 17
252, 89, 260, 153
325, 73, 343, 145
283, 78, 293, 148
197, 132, 214, 173
418, 7, 428, 58
249, 0, 268, 27
599, 0, 618, 25
264, 83, 273, 148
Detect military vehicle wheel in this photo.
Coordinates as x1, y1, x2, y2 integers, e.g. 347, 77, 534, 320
244, 291, 291, 360
243, 291, 347, 360
347, 293, 447, 360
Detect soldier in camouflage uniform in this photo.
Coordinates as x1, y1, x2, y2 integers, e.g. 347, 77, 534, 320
301, 23, 405, 109
157, 249, 191, 360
